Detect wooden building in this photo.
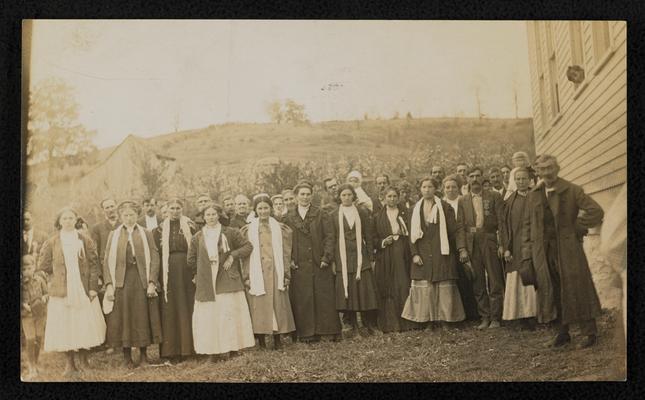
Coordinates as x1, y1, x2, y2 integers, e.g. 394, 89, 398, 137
525, 20, 626, 308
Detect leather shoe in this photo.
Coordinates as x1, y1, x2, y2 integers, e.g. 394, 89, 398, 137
477, 318, 490, 330
550, 333, 571, 347
577, 335, 597, 349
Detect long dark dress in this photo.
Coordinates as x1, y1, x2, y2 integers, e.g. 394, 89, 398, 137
373, 206, 417, 332
332, 207, 378, 312
106, 241, 162, 348
154, 220, 195, 358
285, 206, 341, 339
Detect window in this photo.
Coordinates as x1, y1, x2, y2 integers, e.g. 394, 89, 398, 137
591, 21, 611, 61
545, 21, 560, 119
569, 21, 585, 89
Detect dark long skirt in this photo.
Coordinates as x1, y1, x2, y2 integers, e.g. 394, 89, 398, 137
375, 239, 418, 332
159, 252, 195, 357
106, 262, 162, 348
456, 261, 479, 320
335, 269, 378, 312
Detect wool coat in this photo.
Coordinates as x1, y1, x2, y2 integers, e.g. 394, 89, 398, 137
521, 178, 604, 324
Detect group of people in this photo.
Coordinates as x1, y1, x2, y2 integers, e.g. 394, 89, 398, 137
21, 151, 606, 379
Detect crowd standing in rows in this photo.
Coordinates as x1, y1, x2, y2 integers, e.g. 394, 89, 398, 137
20, 152, 605, 379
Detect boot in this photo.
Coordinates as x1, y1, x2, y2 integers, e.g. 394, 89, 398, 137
488, 320, 501, 329
477, 318, 490, 330
273, 334, 283, 350
33, 336, 42, 365
257, 334, 267, 349
550, 332, 571, 347
77, 349, 91, 371
63, 351, 78, 378
122, 348, 135, 369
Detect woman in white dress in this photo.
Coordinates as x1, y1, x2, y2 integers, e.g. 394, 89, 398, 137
38, 207, 106, 377
187, 204, 255, 362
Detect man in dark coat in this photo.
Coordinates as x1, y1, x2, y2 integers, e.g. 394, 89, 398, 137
22, 211, 49, 260
91, 198, 120, 286
138, 198, 162, 231
370, 174, 390, 215
459, 167, 506, 329
521, 155, 603, 348
229, 194, 252, 229
320, 177, 340, 214
284, 182, 341, 342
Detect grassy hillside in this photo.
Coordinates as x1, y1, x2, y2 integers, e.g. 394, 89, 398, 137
144, 117, 534, 177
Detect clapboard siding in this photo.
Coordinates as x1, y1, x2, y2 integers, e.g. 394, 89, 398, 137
526, 20, 626, 196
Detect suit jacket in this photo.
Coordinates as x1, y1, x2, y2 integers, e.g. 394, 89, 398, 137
37, 231, 99, 298
284, 205, 335, 267
187, 226, 253, 300
90, 219, 119, 278
102, 225, 160, 290
22, 229, 49, 260
458, 190, 505, 255
521, 178, 603, 324
137, 214, 162, 231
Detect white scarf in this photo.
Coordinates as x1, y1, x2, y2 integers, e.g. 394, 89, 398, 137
247, 217, 285, 296
203, 224, 229, 300
410, 196, 450, 255
338, 205, 362, 299
104, 224, 151, 314
161, 216, 193, 302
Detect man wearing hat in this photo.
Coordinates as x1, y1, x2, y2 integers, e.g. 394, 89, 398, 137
521, 154, 604, 348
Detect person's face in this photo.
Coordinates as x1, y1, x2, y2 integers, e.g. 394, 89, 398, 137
296, 188, 312, 207
515, 171, 531, 192
483, 181, 491, 191
431, 167, 443, 179
400, 188, 409, 201
489, 171, 501, 186
420, 180, 436, 199
376, 177, 388, 193
535, 160, 559, 186
120, 208, 138, 227
168, 203, 182, 220
235, 199, 249, 216
160, 206, 169, 219
456, 165, 467, 177
197, 196, 211, 212
23, 212, 33, 231
204, 207, 219, 226
283, 192, 296, 209
22, 262, 35, 280
325, 179, 339, 196
501, 167, 511, 184
443, 180, 460, 200
256, 202, 272, 220
468, 170, 483, 185
102, 200, 117, 220
223, 199, 235, 215
143, 201, 156, 216
273, 198, 284, 213
348, 177, 360, 189
59, 210, 77, 231
340, 188, 355, 206
385, 190, 399, 208
512, 157, 529, 169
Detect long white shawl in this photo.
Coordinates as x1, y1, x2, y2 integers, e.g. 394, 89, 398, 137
247, 217, 285, 296
161, 216, 193, 302
104, 224, 151, 314
410, 196, 450, 255
338, 205, 362, 299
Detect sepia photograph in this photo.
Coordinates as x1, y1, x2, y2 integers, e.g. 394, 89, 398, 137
20, 19, 627, 382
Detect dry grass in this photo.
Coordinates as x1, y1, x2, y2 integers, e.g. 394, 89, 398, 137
22, 309, 625, 382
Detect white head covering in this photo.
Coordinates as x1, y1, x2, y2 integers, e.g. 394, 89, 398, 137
347, 171, 373, 212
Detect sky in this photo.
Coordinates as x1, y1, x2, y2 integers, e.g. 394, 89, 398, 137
30, 20, 532, 149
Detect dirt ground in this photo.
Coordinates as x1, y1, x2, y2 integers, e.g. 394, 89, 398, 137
21, 309, 625, 382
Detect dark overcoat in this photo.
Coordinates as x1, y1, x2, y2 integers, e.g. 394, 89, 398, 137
521, 178, 603, 324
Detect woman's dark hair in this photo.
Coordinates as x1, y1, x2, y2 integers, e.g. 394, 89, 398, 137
293, 182, 313, 196
202, 203, 223, 217
54, 207, 79, 230
336, 183, 357, 202
252, 194, 273, 212
75, 217, 87, 230
418, 176, 439, 190
383, 185, 399, 197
